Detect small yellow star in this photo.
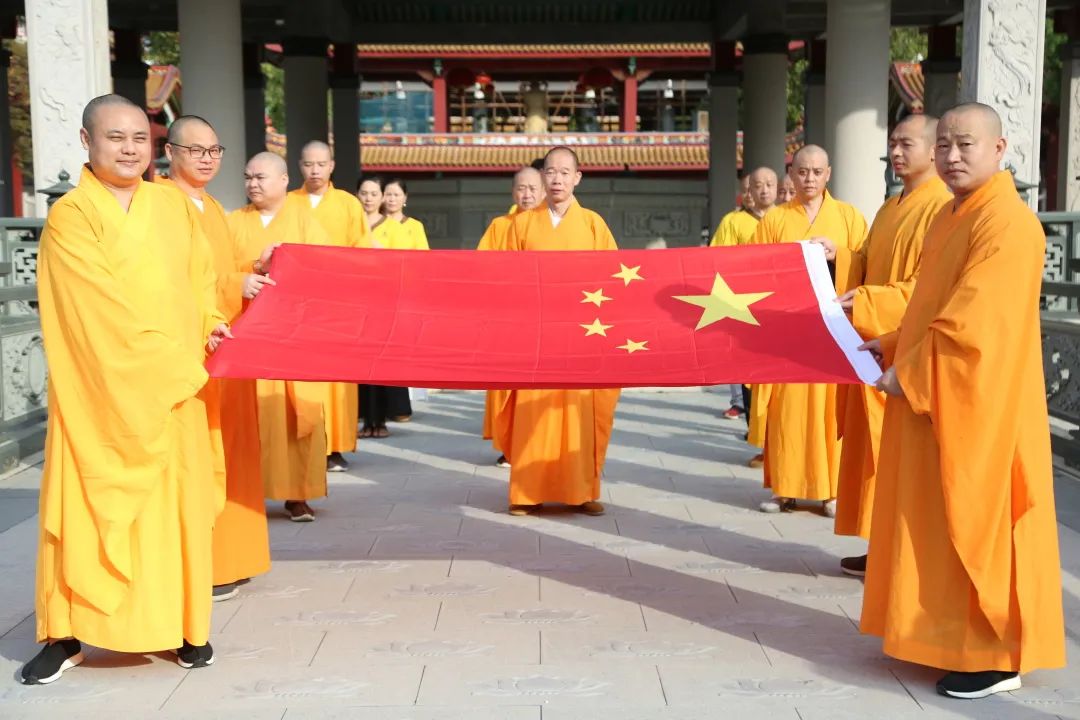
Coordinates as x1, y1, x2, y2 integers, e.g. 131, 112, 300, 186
581, 318, 613, 337
581, 288, 612, 307
673, 273, 773, 330
617, 338, 649, 354
612, 264, 644, 286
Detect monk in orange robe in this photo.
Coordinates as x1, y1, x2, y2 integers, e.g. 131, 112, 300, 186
810, 115, 953, 577
776, 174, 796, 204
230, 152, 330, 523
160, 115, 271, 601
290, 140, 371, 473
860, 103, 1065, 698
497, 147, 620, 516
477, 165, 545, 469
22, 95, 230, 684
749, 145, 867, 516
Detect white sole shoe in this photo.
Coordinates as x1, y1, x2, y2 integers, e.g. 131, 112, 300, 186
23, 652, 84, 685
939, 674, 1021, 699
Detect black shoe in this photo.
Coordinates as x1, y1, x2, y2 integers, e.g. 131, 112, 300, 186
174, 640, 215, 669
19, 639, 84, 685
495, 455, 511, 468
212, 582, 238, 602
327, 451, 349, 472
285, 500, 315, 522
840, 554, 867, 577
936, 670, 1020, 699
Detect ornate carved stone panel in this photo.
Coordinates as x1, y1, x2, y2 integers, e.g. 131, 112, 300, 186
623, 210, 691, 240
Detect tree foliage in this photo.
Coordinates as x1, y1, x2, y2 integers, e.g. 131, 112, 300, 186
5, 40, 33, 183
143, 31, 180, 66
263, 62, 286, 132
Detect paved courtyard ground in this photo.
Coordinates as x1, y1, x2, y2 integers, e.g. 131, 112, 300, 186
0, 389, 1078, 719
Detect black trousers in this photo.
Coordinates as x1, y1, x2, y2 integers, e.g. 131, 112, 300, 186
359, 385, 413, 427
742, 385, 752, 428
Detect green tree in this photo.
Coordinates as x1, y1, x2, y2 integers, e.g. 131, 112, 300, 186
5, 39, 33, 183
263, 62, 285, 132
143, 31, 180, 66
890, 27, 928, 62
1044, 17, 1067, 106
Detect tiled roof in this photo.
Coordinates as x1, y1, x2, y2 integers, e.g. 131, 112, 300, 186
146, 65, 180, 112
890, 62, 925, 112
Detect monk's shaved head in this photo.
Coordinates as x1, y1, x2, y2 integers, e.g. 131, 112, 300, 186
746, 166, 778, 214
895, 113, 938, 145
512, 166, 544, 211
544, 146, 580, 171
541, 146, 582, 205
301, 140, 333, 159
936, 102, 1007, 200
888, 114, 939, 187
792, 144, 830, 168
748, 166, 778, 186
81, 93, 145, 134
514, 166, 542, 185
167, 114, 215, 145
942, 102, 1002, 137
249, 151, 288, 175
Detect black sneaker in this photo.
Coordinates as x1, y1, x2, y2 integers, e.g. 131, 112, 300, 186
285, 500, 315, 522
840, 554, 867, 577
495, 455, 511, 468
936, 670, 1020, 699
174, 640, 215, 669
212, 582, 238, 602
327, 452, 349, 473
19, 639, 84, 684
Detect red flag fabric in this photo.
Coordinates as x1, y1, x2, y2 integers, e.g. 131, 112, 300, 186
206, 243, 881, 389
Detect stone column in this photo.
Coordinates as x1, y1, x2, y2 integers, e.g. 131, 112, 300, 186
243, 43, 266, 160
330, 42, 360, 193
111, 28, 147, 107
921, 26, 960, 117
803, 39, 827, 147
742, 34, 789, 175
24, 0, 110, 215
179, 0, 247, 209
824, 0, 891, 220
961, 0, 1047, 209
708, 42, 739, 235
283, 37, 329, 189
1056, 13, 1080, 212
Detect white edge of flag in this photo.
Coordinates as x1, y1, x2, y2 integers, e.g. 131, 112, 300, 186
799, 242, 884, 385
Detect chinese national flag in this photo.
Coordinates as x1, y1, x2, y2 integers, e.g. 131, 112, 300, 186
206, 243, 880, 388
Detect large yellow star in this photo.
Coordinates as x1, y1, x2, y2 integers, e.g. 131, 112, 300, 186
672, 273, 773, 330
581, 318, 613, 337
581, 288, 612, 307
617, 338, 649, 354
612, 264, 644, 286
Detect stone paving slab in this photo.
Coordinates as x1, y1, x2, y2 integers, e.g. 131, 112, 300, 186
0, 389, 1077, 719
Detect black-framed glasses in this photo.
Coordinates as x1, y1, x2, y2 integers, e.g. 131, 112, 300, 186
169, 143, 226, 159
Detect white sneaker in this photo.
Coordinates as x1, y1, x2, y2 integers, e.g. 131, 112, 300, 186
759, 496, 795, 513
822, 499, 837, 518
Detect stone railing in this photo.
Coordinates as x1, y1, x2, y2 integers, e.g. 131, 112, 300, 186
0, 218, 46, 471
1041, 211, 1080, 468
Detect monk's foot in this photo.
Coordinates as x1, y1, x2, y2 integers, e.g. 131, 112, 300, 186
936, 670, 1020, 699
758, 496, 796, 513
174, 640, 215, 669
212, 582, 239, 602
509, 504, 540, 516
285, 500, 315, 522
748, 453, 765, 468
327, 451, 349, 472
495, 455, 511, 468
839, 554, 867, 578
358, 426, 375, 438
19, 639, 83, 685
822, 498, 837, 518
373, 426, 391, 439
579, 501, 605, 516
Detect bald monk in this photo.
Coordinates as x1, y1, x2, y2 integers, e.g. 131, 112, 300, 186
21, 95, 230, 684
160, 115, 271, 602
478, 166, 546, 469
811, 115, 952, 577
860, 103, 1064, 699
497, 147, 621, 516
230, 152, 331, 522
711, 167, 779, 454
290, 141, 370, 473
750, 145, 867, 516
777, 173, 796, 203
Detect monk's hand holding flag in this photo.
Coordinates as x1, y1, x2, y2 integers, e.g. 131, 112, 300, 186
207, 323, 233, 353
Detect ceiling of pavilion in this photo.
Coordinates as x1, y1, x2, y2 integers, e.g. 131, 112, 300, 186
5, 0, 1039, 42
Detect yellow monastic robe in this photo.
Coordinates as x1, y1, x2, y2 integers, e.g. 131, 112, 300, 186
36, 166, 223, 650
159, 178, 272, 586
831, 176, 952, 538
229, 194, 330, 501
750, 192, 867, 501
477, 212, 518, 452
396, 216, 430, 250
861, 171, 1064, 673
709, 207, 761, 247
497, 200, 621, 506
291, 184, 371, 456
